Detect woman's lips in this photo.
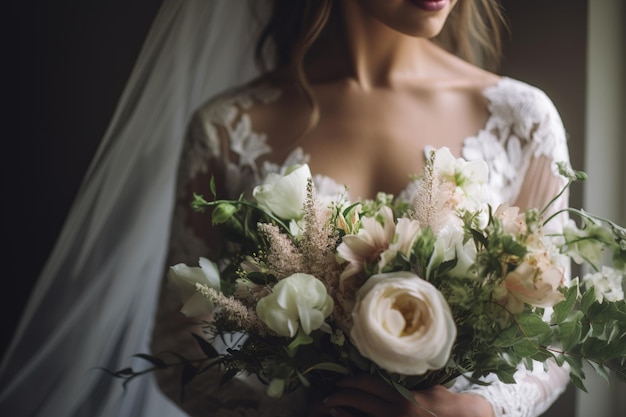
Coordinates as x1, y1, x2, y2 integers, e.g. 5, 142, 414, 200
410, 0, 448, 12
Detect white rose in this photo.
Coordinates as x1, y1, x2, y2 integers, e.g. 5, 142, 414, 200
350, 272, 456, 375
256, 273, 334, 337
252, 164, 312, 220
168, 257, 221, 317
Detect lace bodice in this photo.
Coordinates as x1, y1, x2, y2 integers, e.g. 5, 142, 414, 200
152, 77, 571, 417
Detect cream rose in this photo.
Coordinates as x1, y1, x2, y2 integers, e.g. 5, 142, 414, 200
252, 164, 312, 220
350, 272, 456, 375
168, 257, 221, 317
256, 273, 334, 337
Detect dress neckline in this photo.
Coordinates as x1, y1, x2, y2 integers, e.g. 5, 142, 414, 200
260, 76, 511, 201
207, 75, 566, 207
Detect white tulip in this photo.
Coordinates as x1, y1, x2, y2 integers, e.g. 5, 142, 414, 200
253, 164, 312, 220
168, 257, 220, 317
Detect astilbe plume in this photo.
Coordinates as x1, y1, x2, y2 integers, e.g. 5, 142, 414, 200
298, 179, 347, 325
195, 283, 268, 336
409, 154, 457, 233
299, 180, 341, 287
257, 223, 304, 279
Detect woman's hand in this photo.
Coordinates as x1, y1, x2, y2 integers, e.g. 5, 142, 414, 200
320, 374, 495, 417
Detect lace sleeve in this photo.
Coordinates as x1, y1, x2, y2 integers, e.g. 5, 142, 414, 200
150, 87, 307, 417
458, 78, 572, 416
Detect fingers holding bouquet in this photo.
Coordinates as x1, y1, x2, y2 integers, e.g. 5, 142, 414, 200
322, 374, 494, 417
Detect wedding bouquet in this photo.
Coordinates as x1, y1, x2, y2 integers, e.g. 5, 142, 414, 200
113, 147, 626, 401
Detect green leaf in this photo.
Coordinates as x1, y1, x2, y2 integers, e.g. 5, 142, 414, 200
296, 370, 311, 388
512, 339, 539, 357
114, 367, 135, 377
591, 334, 626, 361
569, 373, 588, 392
589, 322, 606, 338
531, 348, 553, 363
209, 176, 217, 197
493, 325, 523, 348
557, 314, 583, 351
437, 259, 458, 275
192, 333, 220, 359
581, 286, 597, 313
565, 358, 589, 392
588, 360, 611, 384
553, 284, 579, 324
470, 228, 488, 248
494, 369, 517, 384
247, 271, 268, 285
133, 353, 167, 369
304, 362, 350, 375
516, 314, 552, 341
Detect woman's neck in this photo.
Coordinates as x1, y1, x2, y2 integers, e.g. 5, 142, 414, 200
306, 1, 444, 90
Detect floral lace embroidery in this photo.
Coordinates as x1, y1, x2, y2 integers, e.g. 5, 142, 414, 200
462, 77, 570, 205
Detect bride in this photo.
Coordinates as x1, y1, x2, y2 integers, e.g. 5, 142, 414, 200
152, 1, 570, 417
1, 1, 571, 416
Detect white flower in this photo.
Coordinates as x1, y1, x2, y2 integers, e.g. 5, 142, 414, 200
253, 164, 312, 220
350, 272, 456, 375
582, 267, 624, 303
562, 219, 612, 266
378, 217, 422, 271
431, 147, 491, 210
337, 206, 395, 284
494, 203, 527, 236
168, 257, 221, 317
427, 223, 476, 278
256, 273, 334, 337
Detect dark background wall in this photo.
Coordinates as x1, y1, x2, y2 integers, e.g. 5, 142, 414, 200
6, 1, 588, 415
5, 0, 162, 352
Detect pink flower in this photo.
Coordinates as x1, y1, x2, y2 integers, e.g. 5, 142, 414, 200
494, 203, 527, 236
498, 254, 565, 314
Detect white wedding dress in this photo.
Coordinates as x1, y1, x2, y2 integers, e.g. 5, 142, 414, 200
151, 76, 572, 417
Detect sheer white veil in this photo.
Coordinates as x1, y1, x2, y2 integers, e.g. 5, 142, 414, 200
0, 1, 268, 416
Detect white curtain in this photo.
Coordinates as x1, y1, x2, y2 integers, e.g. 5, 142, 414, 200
0, 2, 266, 416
